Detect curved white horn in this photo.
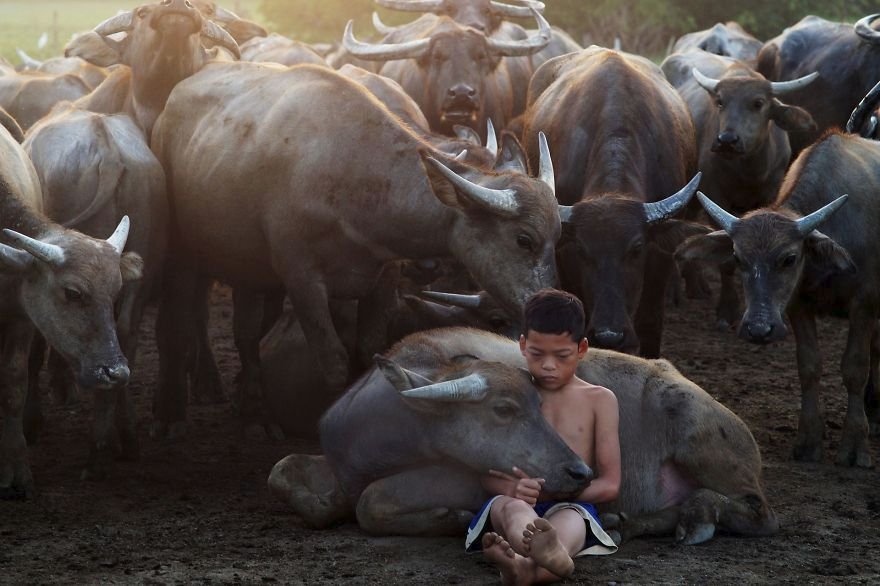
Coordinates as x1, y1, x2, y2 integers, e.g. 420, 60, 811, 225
212, 5, 242, 23
558, 205, 574, 223
486, 119, 498, 158
490, 1, 545, 18
374, 0, 444, 12
643, 172, 702, 224
421, 290, 482, 308
696, 191, 739, 233
201, 19, 241, 59
454, 149, 468, 161
537, 131, 555, 194
106, 215, 131, 254
94, 11, 134, 36
372, 11, 400, 35
769, 72, 819, 96
855, 14, 880, 44
401, 373, 489, 402
343, 20, 430, 61
426, 156, 519, 213
487, 8, 551, 57
692, 68, 720, 93
2, 230, 65, 265
796, 194, 848, 236
16, 48, 42, 69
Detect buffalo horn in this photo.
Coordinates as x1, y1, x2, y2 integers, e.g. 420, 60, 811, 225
454, 149, 468, 161
692, 68, 720, 93
374, 0, 444, 12
855, 14, 880, 44
2, 230, 65, 266
94, 11, 134, 36
401, 373, 489, 402
106, 215, 131, 254
696, 191, 739, 233
769, 72, 818, 95
201, 18, 241, 59
372, 11, 400, 35
847, 79, 880, 134
16, 48, 42, 69
420, 290, 482, 308
643, 172, 702, 223
538, 131, 555, 194
343, 20, 430, 61
487, 8, 551, 57
426, 156, 519, 213
0, 242, 32, 270
212, 5, 242, 23
795, 194, 848, 236
486, 119, 498, 158
558, 205, 574, 223
490, 1, 545, 18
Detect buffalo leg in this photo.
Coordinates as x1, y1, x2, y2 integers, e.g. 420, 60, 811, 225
190, 276, 225, 405
715, 258, 741, 330
283, 275, 349, 392
48, 349, 78, 405
23, 335, 46, 445
865, 325, 880, 436
83, 388, 117, 480
113, 280, 148, 461
789, 304, 824, 462
355, 465, 485, 536
835, 301, 874, 467
0, 321, 35, 498
267, 453, 351, 528
635, 250, 674, 358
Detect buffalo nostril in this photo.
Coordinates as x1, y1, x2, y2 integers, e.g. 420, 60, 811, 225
184, 0, 193, 7
592, 330, 624, 347
468, 88, 476, 97
717, 131, 739, 144
102, 364, 131, 385
747, 322, 773, 340
566, 463, 593, 483
447, 88, 456, 97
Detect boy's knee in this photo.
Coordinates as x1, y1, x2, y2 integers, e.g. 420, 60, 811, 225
497, 496, 533, 518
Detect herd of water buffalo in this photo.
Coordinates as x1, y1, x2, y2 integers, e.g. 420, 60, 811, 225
2, 0, 880, 549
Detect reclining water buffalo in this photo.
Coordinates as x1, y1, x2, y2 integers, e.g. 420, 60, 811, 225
0, 124, 142, 498
676, 128, 879, 467
661, 50, 817, 326
671, 22, 763, 62
268, 328, 778, 544
521, 47, 706, 358
0, 69, 90, 132
151, 62, 562, 436
757, 13, 880, 155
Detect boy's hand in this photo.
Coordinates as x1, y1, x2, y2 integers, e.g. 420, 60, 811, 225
488, 466, 545, 506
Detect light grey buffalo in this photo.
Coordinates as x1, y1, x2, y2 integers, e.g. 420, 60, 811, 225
268, 328, 778, 544
671, 22, 763, 63
151, 63, 561, 436
0, 125, 142, 498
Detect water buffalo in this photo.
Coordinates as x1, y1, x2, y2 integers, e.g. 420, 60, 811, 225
0, 125, 142, 497
151, 63, 561, 436
0, 70, 90, 132
268, 328, 778, 543
373, 0, 545, 34
847, 78, 880, 139
15, 49, 108, 90
661, 50, 817, 326
757, 13, 880, 155
70, 0, 240, 138
521, 47, 705, 358
188, 0, 267, 45
240, 34, 328, 67
342, 9, 551, 137
23, 105, 167, 478
671, 22, 763, 62
677, 130, 878, 468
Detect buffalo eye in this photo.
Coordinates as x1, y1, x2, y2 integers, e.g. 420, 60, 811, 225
64, 288, 83, 302
517, 234, 534, 252
716, 99, 725, 110
753, 98, 766, 110
137, 6, 149, 17
780, 253, 798, 268
492, 403, 518, 419
628, 241, 644, 258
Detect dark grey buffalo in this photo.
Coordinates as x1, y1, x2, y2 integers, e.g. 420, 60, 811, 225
521, 47, 705, 358
268, 328, 778, 543
677, 130, 879, 468
672, 22, 763, 62
661, 50, 817, 326
757, 13, 880, 155
0, 126, 142, 497
151, 63, 561, 436
342, 9, 551, 137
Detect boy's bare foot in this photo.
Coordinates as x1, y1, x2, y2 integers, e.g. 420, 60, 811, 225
482, 532, 530, 586
522, 518, 575, 578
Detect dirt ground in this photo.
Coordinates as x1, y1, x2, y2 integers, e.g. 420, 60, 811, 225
4, 284, 880, 585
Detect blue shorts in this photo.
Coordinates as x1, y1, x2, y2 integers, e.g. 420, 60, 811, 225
464, 495, 617, 557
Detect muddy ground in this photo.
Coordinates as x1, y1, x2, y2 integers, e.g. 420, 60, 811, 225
4, 284, 880, 585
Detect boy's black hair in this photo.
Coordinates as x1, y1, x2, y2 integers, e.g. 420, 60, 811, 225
522, 288, 585, 343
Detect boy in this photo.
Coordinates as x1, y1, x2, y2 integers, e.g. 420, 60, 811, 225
465, 288, 621, 585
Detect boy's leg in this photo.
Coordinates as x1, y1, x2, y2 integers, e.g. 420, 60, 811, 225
522, 509, 585, 580
489, 496, 539, 554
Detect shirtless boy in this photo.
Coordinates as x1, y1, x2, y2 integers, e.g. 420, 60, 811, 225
465, 288, 621, 585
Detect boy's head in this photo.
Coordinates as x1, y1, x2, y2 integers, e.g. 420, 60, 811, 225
519, 289, 588, 391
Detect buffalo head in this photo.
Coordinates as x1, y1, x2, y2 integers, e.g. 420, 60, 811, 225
374, 0, 544, 34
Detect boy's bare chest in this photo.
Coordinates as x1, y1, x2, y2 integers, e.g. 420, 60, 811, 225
541, 400, 595, 464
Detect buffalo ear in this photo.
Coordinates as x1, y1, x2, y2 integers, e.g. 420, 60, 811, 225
374, 355, 434, 391
804, 230, 856, 275
453, 125, 482, 147
651, 220, 713, 254
420, 151, 464, 209
771, 100, 817, 133
64, 31, 124, 67
120, 252, 144, 282
494, 131, 528, 174
674, 230, 734, 265
0, 243, 32, 273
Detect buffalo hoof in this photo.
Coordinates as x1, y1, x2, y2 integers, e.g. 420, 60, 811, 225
190, 379, 226, 405
119, 430, 140, 462
869, 421, 880, 437
0, 466, 33, 500
23, 413, 43, 446
835, 429, 873, 468
268, 454, 350, 528
675, 521, 716, 545
791, 441, 823, 463
149, 420, 188, 442
82, 444, 115, 481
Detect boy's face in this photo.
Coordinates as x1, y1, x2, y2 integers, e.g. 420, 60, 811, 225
519, 330, 588, 391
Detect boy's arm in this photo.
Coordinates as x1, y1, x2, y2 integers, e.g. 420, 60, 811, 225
575, 389, 621, 504
480, 467, 545, 505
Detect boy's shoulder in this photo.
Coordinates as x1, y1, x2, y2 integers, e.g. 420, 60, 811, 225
570, 377, 616, 399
